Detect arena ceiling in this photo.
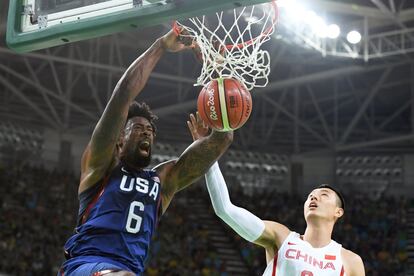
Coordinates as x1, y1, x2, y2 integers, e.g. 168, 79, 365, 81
1, 0, 414, 154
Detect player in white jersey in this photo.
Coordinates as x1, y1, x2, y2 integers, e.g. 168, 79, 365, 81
187, 115, 365, 276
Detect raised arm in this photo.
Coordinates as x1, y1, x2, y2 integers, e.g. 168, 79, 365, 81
155, 113, 233, 213
184, 115, 290, 251
205, 162, 290, 252
79, 30, 190, 194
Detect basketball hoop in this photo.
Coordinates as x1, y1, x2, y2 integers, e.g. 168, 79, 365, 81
173, 0, 278, 91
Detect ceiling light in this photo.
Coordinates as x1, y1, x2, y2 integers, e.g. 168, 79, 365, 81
347, 30, 361, 44
327, 24, 340, 39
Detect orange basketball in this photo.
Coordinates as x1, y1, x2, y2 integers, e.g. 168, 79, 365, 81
197, 78, 252, 131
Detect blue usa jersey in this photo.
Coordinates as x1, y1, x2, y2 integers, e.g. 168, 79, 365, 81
63, 163, 162, 274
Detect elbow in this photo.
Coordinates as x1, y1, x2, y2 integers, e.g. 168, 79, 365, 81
212, 202, 231, 220
225, 131, 234, 145
215, 209, 229, 222
214, 206, 225, 218
212, 130, 234, 146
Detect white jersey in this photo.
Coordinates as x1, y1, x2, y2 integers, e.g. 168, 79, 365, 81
262, 232, 345, 276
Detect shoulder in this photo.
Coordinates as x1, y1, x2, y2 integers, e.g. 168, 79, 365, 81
256, 220, 291, 250
341, 247, 365, 276
341, 247, 363, 262
152, 159, 178, 179
264, 220, 291, 239
152, 159, 179, 192
79, 160, 118, 194
257, 221, 291, 261
152, 159, 177, 171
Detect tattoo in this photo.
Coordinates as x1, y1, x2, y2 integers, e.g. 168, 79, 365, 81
90, 38, 165, 158
173, 131, 233, 192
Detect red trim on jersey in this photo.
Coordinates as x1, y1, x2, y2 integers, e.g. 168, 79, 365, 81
272, 253, 278, 276
340, 265, 345, 276
59, 268, 65, 276
81, 175, 110, 224
92, 270, 116, 276
152, 171, 162, 229
155, 190, 162, 225
325, 254, 336, 260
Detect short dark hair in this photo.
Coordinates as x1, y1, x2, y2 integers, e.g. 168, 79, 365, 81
317, 184, 345, 211
126, 101, 158, 133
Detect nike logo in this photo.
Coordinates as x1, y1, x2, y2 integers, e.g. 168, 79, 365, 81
121, 167, 130, 174
288, 242, 296, 245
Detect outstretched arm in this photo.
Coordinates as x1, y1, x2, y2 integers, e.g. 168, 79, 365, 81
206, 162, 265, 242
205, 162, 290, 251
156, 113, 233, 213
79, 30, 191, 194
183, 115, 290, 252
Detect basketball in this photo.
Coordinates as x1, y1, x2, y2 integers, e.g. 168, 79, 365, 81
197, 78, 252, 131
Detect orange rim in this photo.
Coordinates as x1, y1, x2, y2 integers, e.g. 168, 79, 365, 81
172, 20, 180, 36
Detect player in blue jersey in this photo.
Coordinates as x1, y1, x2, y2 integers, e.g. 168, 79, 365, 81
58, 29, 233, 276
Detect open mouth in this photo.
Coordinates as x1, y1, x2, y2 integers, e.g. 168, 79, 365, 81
138, 140, 151, 156
309, 202, 318, 209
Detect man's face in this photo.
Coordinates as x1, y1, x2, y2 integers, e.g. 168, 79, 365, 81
119, 116, 155, 168
303, 188, 343, 223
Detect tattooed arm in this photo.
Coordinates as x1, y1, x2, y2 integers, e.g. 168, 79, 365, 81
79, 30, 191, 194
155, 113, 233, 213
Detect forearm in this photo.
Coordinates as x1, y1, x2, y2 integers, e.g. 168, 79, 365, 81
114, 38, 166, 102
205, 162, 265, 242
173, 130, 233, 191
89, 39, 166, 157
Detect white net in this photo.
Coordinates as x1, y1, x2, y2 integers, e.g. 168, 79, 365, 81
175, 1, 278, 91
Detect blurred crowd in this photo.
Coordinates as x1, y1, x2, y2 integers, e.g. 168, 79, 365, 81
0, 164, 77, 275
0, 164, 410, 275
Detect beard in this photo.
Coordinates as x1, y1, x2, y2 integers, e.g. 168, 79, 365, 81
132, 151, 152, 168
120, 146, 152, 168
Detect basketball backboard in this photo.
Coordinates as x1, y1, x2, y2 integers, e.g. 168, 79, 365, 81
7, 0, 270, 53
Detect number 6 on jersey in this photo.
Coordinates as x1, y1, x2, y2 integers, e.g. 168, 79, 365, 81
126, 201, 144, 234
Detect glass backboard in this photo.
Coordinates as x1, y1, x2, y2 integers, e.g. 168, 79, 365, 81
7, 0, 270, 52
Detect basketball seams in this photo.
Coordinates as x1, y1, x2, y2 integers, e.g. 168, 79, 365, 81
224, 79, 233, 129
225, 79, 241, 129
239, 82, 247, 127
240, 82, 252, 129
231, 79, 248, 129
235, 80, 245, 128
